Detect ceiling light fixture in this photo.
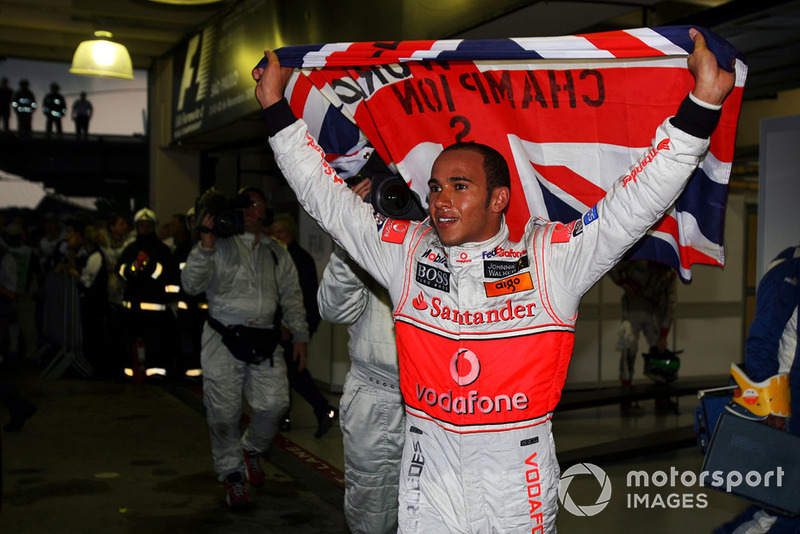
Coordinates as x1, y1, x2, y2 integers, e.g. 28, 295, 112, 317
70, 31, 134, 80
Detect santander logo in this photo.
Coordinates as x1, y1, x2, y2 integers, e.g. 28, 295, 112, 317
412, 292, 428, 310
622, 137, 671, 188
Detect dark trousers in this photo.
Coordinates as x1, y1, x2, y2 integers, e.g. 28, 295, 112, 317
75, 117, 89, 138
281, 341, 329, 418
46, 116, 62, 135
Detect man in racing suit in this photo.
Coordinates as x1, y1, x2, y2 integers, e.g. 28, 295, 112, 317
714, 245, 800, 534
181, 187, 309, 511
609, 259, 678, 415
317, 174, 405, 534
254, 28, 735, 533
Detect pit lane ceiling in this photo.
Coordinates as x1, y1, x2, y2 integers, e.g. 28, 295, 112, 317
0, 0, 797, 102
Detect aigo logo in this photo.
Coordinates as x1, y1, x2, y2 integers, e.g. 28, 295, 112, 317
450, 349, 480, 386
558, 463, 612, 517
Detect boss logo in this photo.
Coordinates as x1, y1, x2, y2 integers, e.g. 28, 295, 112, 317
416, 263, 450, 293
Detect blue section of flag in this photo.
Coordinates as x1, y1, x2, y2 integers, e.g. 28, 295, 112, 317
316, 105, 361, 157
536, 178, 581, 224
676, 168, 729, 246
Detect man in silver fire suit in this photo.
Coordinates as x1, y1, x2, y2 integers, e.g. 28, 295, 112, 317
317, 174, 405, 534
254, 29, 735, 533
181, 187, 309, 511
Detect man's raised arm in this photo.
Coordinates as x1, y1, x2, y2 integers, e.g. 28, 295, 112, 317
251, 50, 403, 292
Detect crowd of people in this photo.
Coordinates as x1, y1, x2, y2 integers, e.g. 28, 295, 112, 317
0, 207, 199, 381
0, 77, 93, 138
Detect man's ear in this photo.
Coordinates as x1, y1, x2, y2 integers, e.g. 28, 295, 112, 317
490, 186, 510, 214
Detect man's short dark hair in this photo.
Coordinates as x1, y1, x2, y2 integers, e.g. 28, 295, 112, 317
440, 142, 511, 202
238, 186, 267, 204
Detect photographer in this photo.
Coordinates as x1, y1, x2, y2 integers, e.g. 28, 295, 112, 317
181, 186, 308, 511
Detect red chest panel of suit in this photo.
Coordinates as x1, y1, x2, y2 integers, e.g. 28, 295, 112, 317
394, 250, 575, 433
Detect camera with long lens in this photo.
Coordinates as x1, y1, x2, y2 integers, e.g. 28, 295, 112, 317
195, 187, 250, 238
367, 171, 426, 221
345, 152, 426, 221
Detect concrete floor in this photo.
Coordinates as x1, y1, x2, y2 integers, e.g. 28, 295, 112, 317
0, 364, 347, 534
1, 361, 757, 534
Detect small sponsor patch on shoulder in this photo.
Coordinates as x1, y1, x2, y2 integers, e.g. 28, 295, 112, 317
551, 221, 577, 244
583, 205, 598, 226
380, 219, 409, 244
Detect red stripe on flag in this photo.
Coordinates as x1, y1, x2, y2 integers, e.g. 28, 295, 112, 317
581, 30, 668, 59
322, 40, 439, 66
681, 245, 721, 269
288, 74, 314, 120
652, 215, 722, 270
530, 163, 607, 207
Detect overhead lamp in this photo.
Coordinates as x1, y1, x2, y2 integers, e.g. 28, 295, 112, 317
70, 31, 134, 80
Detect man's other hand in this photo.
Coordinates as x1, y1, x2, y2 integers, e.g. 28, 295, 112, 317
252, 50, 293, 109
687, 28, 736, 107
293, 342, 307, 373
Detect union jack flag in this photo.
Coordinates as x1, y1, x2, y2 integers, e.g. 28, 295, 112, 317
259, 26, 746, 281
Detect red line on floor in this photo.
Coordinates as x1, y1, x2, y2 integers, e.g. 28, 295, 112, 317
272, 434, 345, 488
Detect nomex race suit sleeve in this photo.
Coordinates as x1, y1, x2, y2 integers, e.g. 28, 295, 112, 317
531, 95, 722, 321
318, 247, 370, 325
265, 101, 408, 292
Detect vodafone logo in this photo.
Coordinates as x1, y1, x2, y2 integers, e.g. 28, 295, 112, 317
742, 388, 759, 405
380, 219, 409, 243
450, 349, 480, 386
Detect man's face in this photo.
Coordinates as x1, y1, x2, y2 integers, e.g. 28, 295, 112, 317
269, 222, 291, 245
137, 220, 155, 236
111, 217, 129, 239
243, 191, 267, 234
428, 149, 496, 247
65, 226, 80, 247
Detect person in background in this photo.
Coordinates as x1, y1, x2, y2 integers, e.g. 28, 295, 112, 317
713, 244, 800, 534
0, 235, 37, 432
117, 208, 180, 380
42, 82, 67, 138
181, 187, 309, 511
269, 213, 338, 438
0, 77, 12, 132
317, 173, 405, 534
11, 79, 36, 137
64, 218, 110, 378
609, 259, 679, 416
2, 223, 40, 364
72, 92, 93, 140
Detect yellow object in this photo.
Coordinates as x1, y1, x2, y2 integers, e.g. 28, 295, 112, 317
70, 31, 134, 80
729, 363, 791, 418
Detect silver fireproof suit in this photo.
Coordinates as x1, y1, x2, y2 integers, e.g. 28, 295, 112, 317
181, 232, 309, 478
265, 94, 718, 533
318, 246, 405, 534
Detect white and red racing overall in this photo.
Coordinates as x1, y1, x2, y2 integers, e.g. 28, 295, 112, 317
264, 93, 720, 533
